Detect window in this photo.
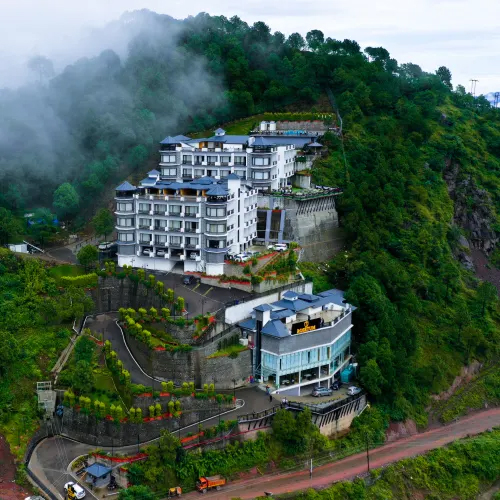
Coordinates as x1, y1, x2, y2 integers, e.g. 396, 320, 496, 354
155, 235, 167, 244
162, 167, 177, 176
117, 202, 133, 212
206, 207, 226, 217
194, 169, 204, 177
139, 218, 152, 228
182, 169, 192, 177
206, 223, 227, 233
220, 170, 230, 178
195, 156, 205, 164
170, 220, 182, 230
161, 154, 177, 163
170, 236, 182, 245
182, 155, 192, 164
117, 217, 134, 227
154, 204, 167, 213
185, 206, 199, 215
140, 233, 152, 243
138, 203, 151, 213
234, 156, 246, 165
169, 205, 181, 215
252, 157, 270, 166
207, 156, 217, 165
207, 239, 226, 249
118, 232, 134, 242
155, 219, 167, 229
252, 171, 270, 180
220, 156, 230, 164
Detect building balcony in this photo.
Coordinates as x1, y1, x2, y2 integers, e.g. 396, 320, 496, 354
154, 211, 168, 217
115, 194, 134, 200
184, 227, 200, 233
168, 212, 182, 217
206, 196, 228, 204
204, 214, 227, 221
185, 243, 200, 249
169, 242, 184, 248
138, 224, 152, 230
115, 225, 135, 231
138, 209, 151, 214
204, 230, 228, 237
154, 241, 168, 248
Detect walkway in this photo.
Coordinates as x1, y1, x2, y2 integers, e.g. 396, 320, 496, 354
190, 408, 500, 500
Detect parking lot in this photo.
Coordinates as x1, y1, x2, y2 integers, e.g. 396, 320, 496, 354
150, 270, 251, 317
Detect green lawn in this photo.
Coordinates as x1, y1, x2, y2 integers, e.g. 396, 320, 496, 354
49, 264, 86, 280
208, 344, 247, 359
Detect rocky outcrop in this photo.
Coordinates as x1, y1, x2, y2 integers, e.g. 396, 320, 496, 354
444, 163, 500, 269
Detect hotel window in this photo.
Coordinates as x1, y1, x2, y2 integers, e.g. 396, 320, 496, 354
169, 205, 181, 215
206, 223, 227, 233
252, 157, 270, 166
207, 156, 217, 165
220, 170, 230, 178
155, 235, 167, 245
161, 154, 177, 163
154, 204, 167, 213
194, 169, 204, 177
206, 207, 226, 217
117, 218, 134, 227
138, 203, 151, 213
118, 233, 134, 242
252, 171, 270, 180
140, 233, 152, 243
162, 167, 177, 176
185, 206, 199, 215
220, 156, 230, 164
182, 169, 193, 177
170, 220, 182, 230
170, 236, 182, 245
234, 156, 246, 165
117, 202, 133, 212
182, 155, 192, 164
139, 218, 152, 227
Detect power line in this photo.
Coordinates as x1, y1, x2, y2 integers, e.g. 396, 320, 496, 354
470, 79, 479, 98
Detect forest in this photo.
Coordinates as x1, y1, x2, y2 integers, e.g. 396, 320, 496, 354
1, 7, 500, 444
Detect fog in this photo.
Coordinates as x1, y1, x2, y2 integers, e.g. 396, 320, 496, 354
0, 10, 224, 211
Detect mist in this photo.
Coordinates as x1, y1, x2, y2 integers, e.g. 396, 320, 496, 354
0, 10, 225, 215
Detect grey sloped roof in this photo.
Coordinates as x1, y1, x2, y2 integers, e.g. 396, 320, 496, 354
160, 136, 180, 144
226, 173, 240, 180
238, 318, 257, 331
271, 308, 294, 320
148, 169, 160, 175
308, 141, 323, 147
215, 128, 225, 134
85, 463, 112, 478
282, 290, 298, 300
252, 136, 276, 147
206, 185, 228, 196
222, 135, 249, 144
262, 320, 289, 338
116, 181, 136, 191
255, 304, 273, 312
173, 135, 191, 141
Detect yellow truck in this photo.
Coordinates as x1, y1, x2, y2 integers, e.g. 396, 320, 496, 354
196, 475, 226, 493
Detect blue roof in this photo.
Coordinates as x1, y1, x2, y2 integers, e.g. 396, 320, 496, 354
173, 135, 191, 141
308, 141, 323, 147
271, 308, 294, 320
148, 169, 160, 175
317, 289, 346, 306
222, 135, 249, 144
273, 298, 313, 312
282, 291, 298, 300
116, 181, 136, 191
140, 177, 157, 185
255, 304, 273, 312
206, 185, 228, 196
160, 136, 181, 144
226, 173, 240, 180
238, 318, 257, 331
215, 128, 225, 134
85, 463, 112, 478
298, 293, 320, 302
261, 320, 289, 338
253, 136, 315, 148
252, 137, 276, 147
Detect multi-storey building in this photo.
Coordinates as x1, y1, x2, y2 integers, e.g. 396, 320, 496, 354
238, 289, 354, 396
159, 128, 297, 191
115, 173, 258, 275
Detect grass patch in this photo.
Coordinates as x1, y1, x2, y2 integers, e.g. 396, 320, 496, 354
208, 344, 247, 359
48, 264, 86, 284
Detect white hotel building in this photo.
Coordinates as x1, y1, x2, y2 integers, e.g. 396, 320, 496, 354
115, 129, 301, 274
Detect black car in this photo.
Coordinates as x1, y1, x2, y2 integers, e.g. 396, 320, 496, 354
331, 380, 341, 390
183, 275, 194, 285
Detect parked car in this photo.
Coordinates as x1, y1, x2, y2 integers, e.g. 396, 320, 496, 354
268, 243, 288, 252
347, 386, 361, 396
234, 253, 250, 263
311, 387, 333, 397
142, 248, 153, 256
157, 249, 166, 257
189, 252, 198, 260
331, 380, 341, 390
64, 482, 86, 499
183, 275, 194, 285
98, 241, 116, 251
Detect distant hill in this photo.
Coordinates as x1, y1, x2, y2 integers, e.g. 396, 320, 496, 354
484, 91, 499, 106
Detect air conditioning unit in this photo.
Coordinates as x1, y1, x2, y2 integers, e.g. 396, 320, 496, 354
239, 338, 249, 347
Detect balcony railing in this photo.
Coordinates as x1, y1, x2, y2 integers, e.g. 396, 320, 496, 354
154, 226, 168, 231
184, 227, 199, 233
154, 242, 168, 247
168, 211, 182, 217
138, 209, 151, 214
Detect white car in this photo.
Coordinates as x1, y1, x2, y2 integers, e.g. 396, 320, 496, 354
143, 248, 153, 256
268, 243, 288, 252
234, 253, 250, 263
64, 482, 86, 499
157, 249, 166, 257
347, 386, 362, 396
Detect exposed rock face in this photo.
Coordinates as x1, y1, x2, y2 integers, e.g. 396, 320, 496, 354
444, 163, 499, 269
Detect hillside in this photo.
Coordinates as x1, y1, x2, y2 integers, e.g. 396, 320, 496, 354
1, 10, 500, 425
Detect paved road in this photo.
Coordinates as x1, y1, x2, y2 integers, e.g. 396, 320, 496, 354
192, 408, 500, 500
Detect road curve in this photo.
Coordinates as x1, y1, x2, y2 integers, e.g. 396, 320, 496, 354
186, 408, 500, 500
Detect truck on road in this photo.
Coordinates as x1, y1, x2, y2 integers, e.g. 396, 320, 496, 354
196, 476, 226, 493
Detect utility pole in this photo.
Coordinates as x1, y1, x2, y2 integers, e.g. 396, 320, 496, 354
309, 457, 313, 479
470, 79, 479, 98
365, 433, 370, 472
494, 92, 500, 109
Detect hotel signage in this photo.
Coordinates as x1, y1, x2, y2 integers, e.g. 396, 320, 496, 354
291, 318, 322, 335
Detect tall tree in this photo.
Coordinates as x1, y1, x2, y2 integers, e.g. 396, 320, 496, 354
77, 245, 98, 271
436, 66, 452, 89
0, 208, 22, 245
53, 183, 80, 219
27, 55, 55, 83
92, 208, 114, 241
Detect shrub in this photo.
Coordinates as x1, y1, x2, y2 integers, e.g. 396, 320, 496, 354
60, 273, 98, 288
